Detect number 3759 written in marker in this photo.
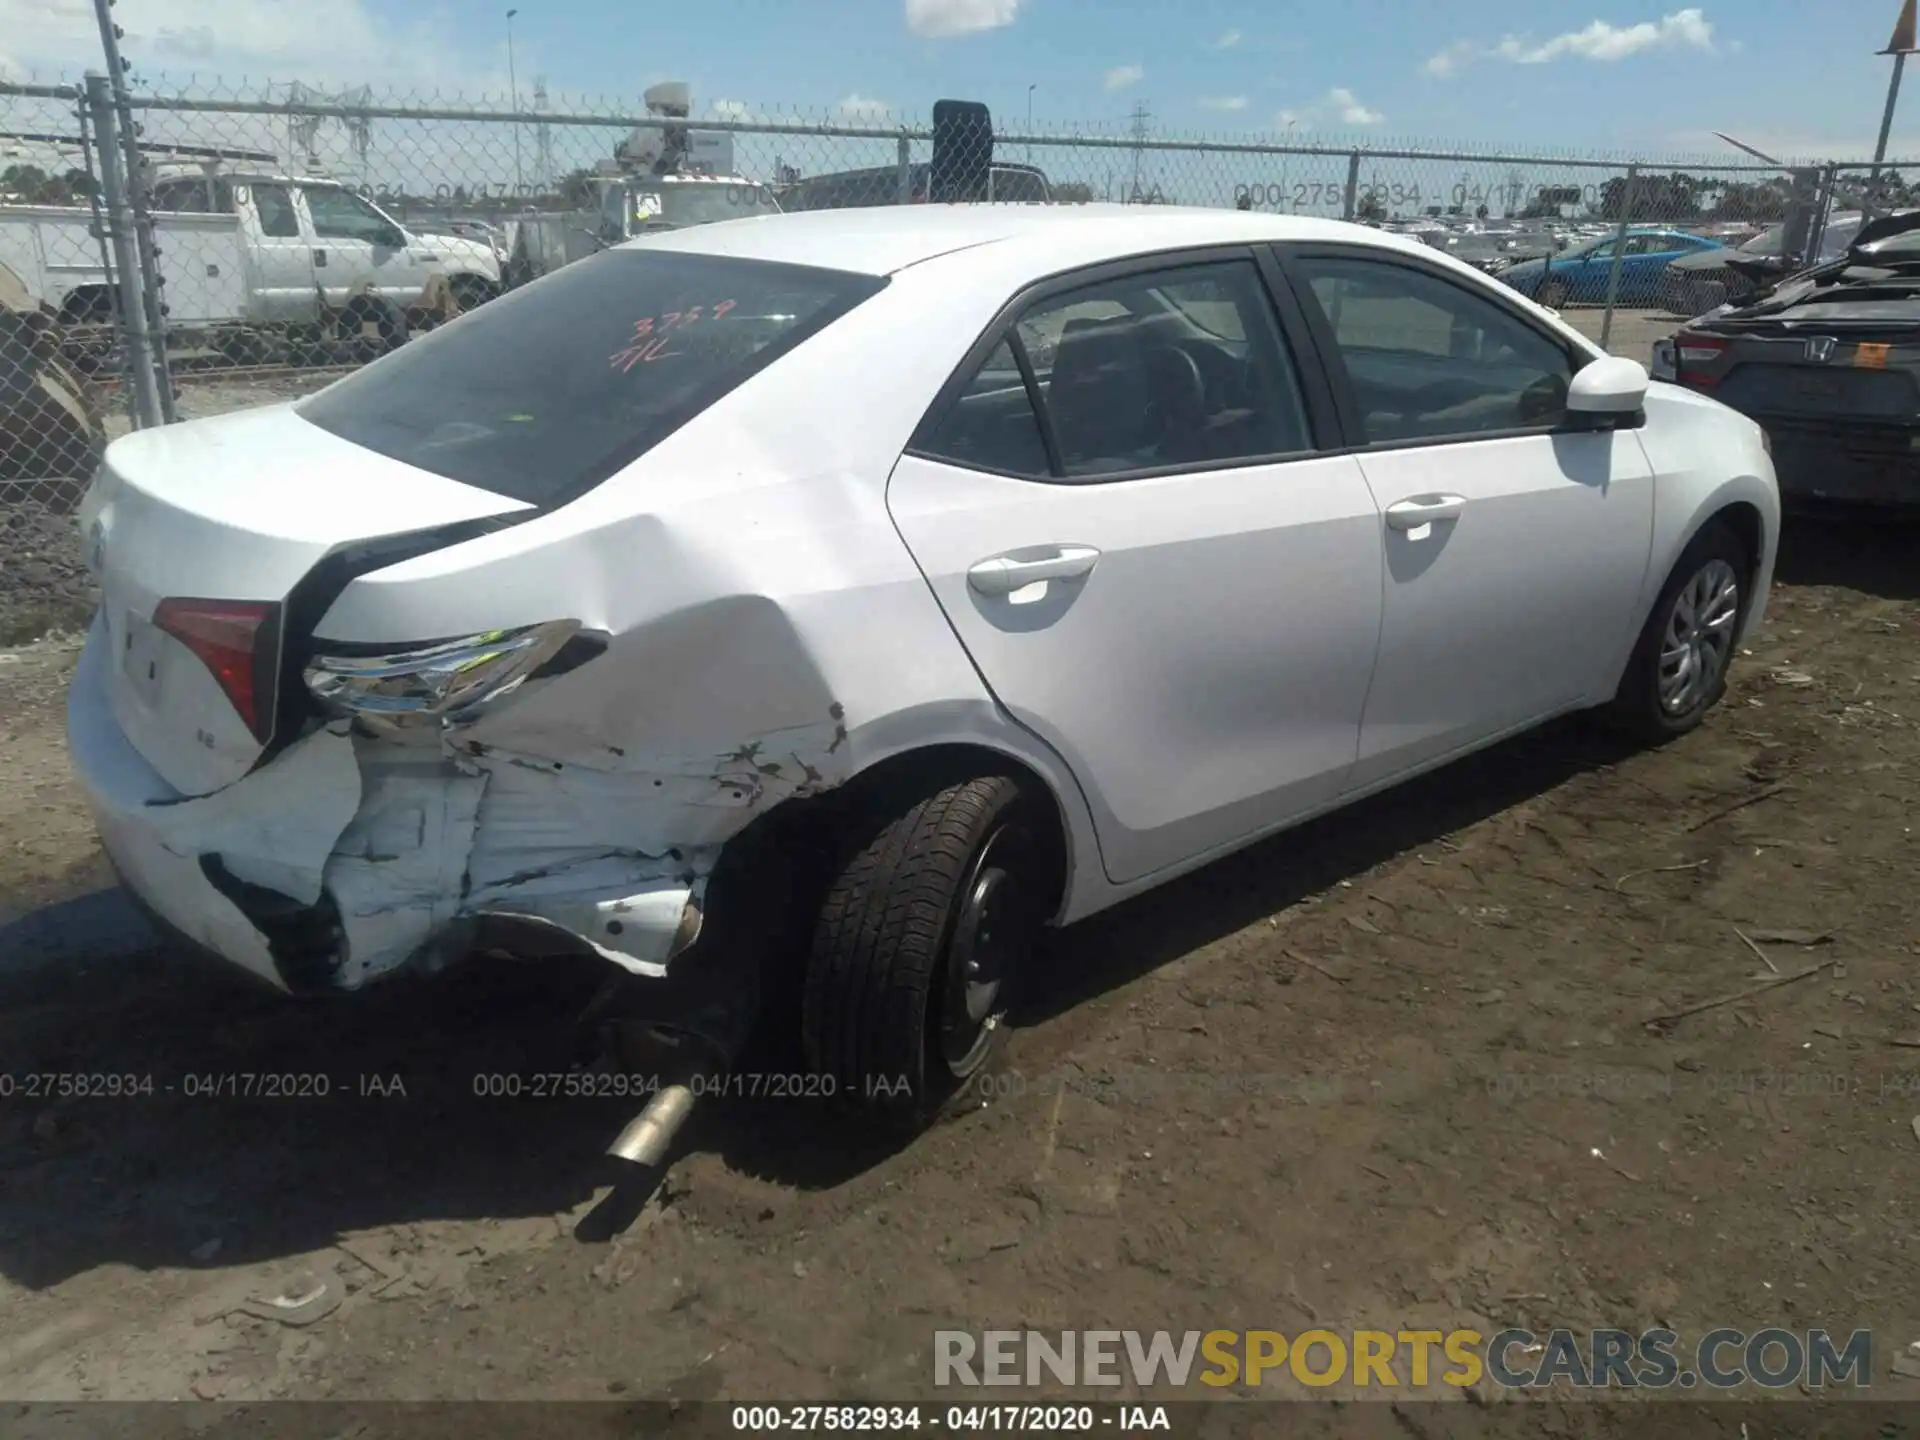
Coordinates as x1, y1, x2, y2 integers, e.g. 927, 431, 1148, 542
609, 299, 738, 371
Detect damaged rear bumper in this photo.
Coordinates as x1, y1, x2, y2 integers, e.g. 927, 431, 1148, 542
66, 620, 711, 994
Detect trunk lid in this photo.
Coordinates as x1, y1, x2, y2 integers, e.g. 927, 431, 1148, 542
82, 403, 532, 797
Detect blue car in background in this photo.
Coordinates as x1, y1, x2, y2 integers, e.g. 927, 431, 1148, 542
1500, 229, 1725, 308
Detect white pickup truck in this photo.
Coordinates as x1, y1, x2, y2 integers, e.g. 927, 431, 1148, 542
0, 169, 505, 360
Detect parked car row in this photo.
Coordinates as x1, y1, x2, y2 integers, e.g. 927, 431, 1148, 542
1387, 213, 1864, 320
1497, 229, 1726, 309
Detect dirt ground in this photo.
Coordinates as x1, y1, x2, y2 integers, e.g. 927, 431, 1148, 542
2, 499, 1918, 1407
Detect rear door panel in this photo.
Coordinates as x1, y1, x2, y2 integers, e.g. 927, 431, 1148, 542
888, 452, 1383, 884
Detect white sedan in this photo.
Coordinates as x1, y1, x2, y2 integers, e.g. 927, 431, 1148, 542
68, 204, 1778, 1130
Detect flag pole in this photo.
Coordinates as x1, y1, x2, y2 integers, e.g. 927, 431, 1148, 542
1874, 0, 1919, 181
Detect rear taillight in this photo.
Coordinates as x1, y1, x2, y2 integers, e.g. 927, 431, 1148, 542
302, 619, 585, 734
152, 598, 277, 740
1674, 332, 1730, 387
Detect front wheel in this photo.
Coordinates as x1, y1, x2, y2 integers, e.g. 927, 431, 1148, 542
1603, 520, 1749, 744
449, 276, 498, 314
336, 297, 408, 360
801, 773, 1050, 1129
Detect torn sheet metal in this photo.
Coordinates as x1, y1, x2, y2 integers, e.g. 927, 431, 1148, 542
124, 704, 846, 991
322, 750, 485, 989
148, 721, 362, 906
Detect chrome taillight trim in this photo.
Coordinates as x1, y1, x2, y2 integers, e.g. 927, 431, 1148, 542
303, 619, 581, 731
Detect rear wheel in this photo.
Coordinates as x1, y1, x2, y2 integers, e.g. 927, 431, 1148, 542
1538, 279, 1569, 309
449, 275, 498, 314
1657, 271, 1697, 318
1603, 520, 1749, 744
801, 773, 1050, 1130
336, 297, 408, 360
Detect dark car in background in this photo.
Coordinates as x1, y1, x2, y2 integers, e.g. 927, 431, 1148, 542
1666, 209, 1920, 507
1659, 212, 1866, 319
778, 160, 1052, 212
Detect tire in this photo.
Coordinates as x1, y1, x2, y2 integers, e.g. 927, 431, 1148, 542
449, 276, 497, 314
213, 328, 282, 368
1603, 520, 1750, 744
801, 772, 1049, 1129
337, 297, 408, 360
1657, 271, 1695, 318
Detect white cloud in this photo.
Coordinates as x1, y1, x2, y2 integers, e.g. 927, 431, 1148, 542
1104, 64, 1145, 92
1207, 28, 1242, 50
836, 93, 891, 120
904, 0, 1019, 39
1199, 95, 1249, 112
1328, 87, 1384, 125
1270, 90, 1383, 131
708, 98, 755, 120
1423, 41, 1479, 78
1427, 7, 1714, 77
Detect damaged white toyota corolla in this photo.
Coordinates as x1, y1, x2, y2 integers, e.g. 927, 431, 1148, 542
69, 204, 1778, 1130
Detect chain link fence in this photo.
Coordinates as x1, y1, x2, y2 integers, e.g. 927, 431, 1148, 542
2, 70, 1914, 639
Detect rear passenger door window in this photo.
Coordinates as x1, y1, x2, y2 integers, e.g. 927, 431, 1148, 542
917, 257, 1315, 481
1291, 253, 1577, 444
915, 339, 1051, 477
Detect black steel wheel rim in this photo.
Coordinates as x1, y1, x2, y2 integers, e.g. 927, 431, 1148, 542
937, 821, 1031, 1075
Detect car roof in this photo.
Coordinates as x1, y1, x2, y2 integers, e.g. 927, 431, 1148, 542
618, 202, 1441, 277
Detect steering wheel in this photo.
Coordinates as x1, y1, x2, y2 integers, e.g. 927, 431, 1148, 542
1141, 344, 1208, 459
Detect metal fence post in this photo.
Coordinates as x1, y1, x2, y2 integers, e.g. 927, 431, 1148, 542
83, 71, 165, 430
93, 0, 178, 422
1807, 162, 1838, 266
896, 134, 912, 205
1598, 163, 1639, 355
1342, 151, 1361, 221
72, 89, 119, 309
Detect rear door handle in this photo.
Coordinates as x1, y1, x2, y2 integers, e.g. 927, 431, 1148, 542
967, 545, 1101, 597
1385, 495, 1466, 530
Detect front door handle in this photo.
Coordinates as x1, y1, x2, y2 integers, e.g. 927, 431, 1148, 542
967, 545, 1101, 597
1385, 494, 1466, 530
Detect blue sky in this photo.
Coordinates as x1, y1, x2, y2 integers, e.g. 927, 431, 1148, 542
4, 0, 1920, 163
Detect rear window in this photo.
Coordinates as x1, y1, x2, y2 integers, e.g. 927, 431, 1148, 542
296, 249, 885, 505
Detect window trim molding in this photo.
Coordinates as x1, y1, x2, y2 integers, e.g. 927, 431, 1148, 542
1006, 328, 1064, 476
1266, 239, 1642, 453
905, 243, 1332, 485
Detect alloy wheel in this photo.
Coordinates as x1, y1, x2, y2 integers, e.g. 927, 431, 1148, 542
1657, 558, 1740, 715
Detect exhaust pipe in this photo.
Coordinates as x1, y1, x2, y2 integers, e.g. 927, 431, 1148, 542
606, 1082, 697, 1166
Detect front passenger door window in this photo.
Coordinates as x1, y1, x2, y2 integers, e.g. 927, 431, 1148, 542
1293, 255, 1577, 444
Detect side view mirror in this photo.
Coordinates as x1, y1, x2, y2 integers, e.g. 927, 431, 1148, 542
1567, 354, 1649, 417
